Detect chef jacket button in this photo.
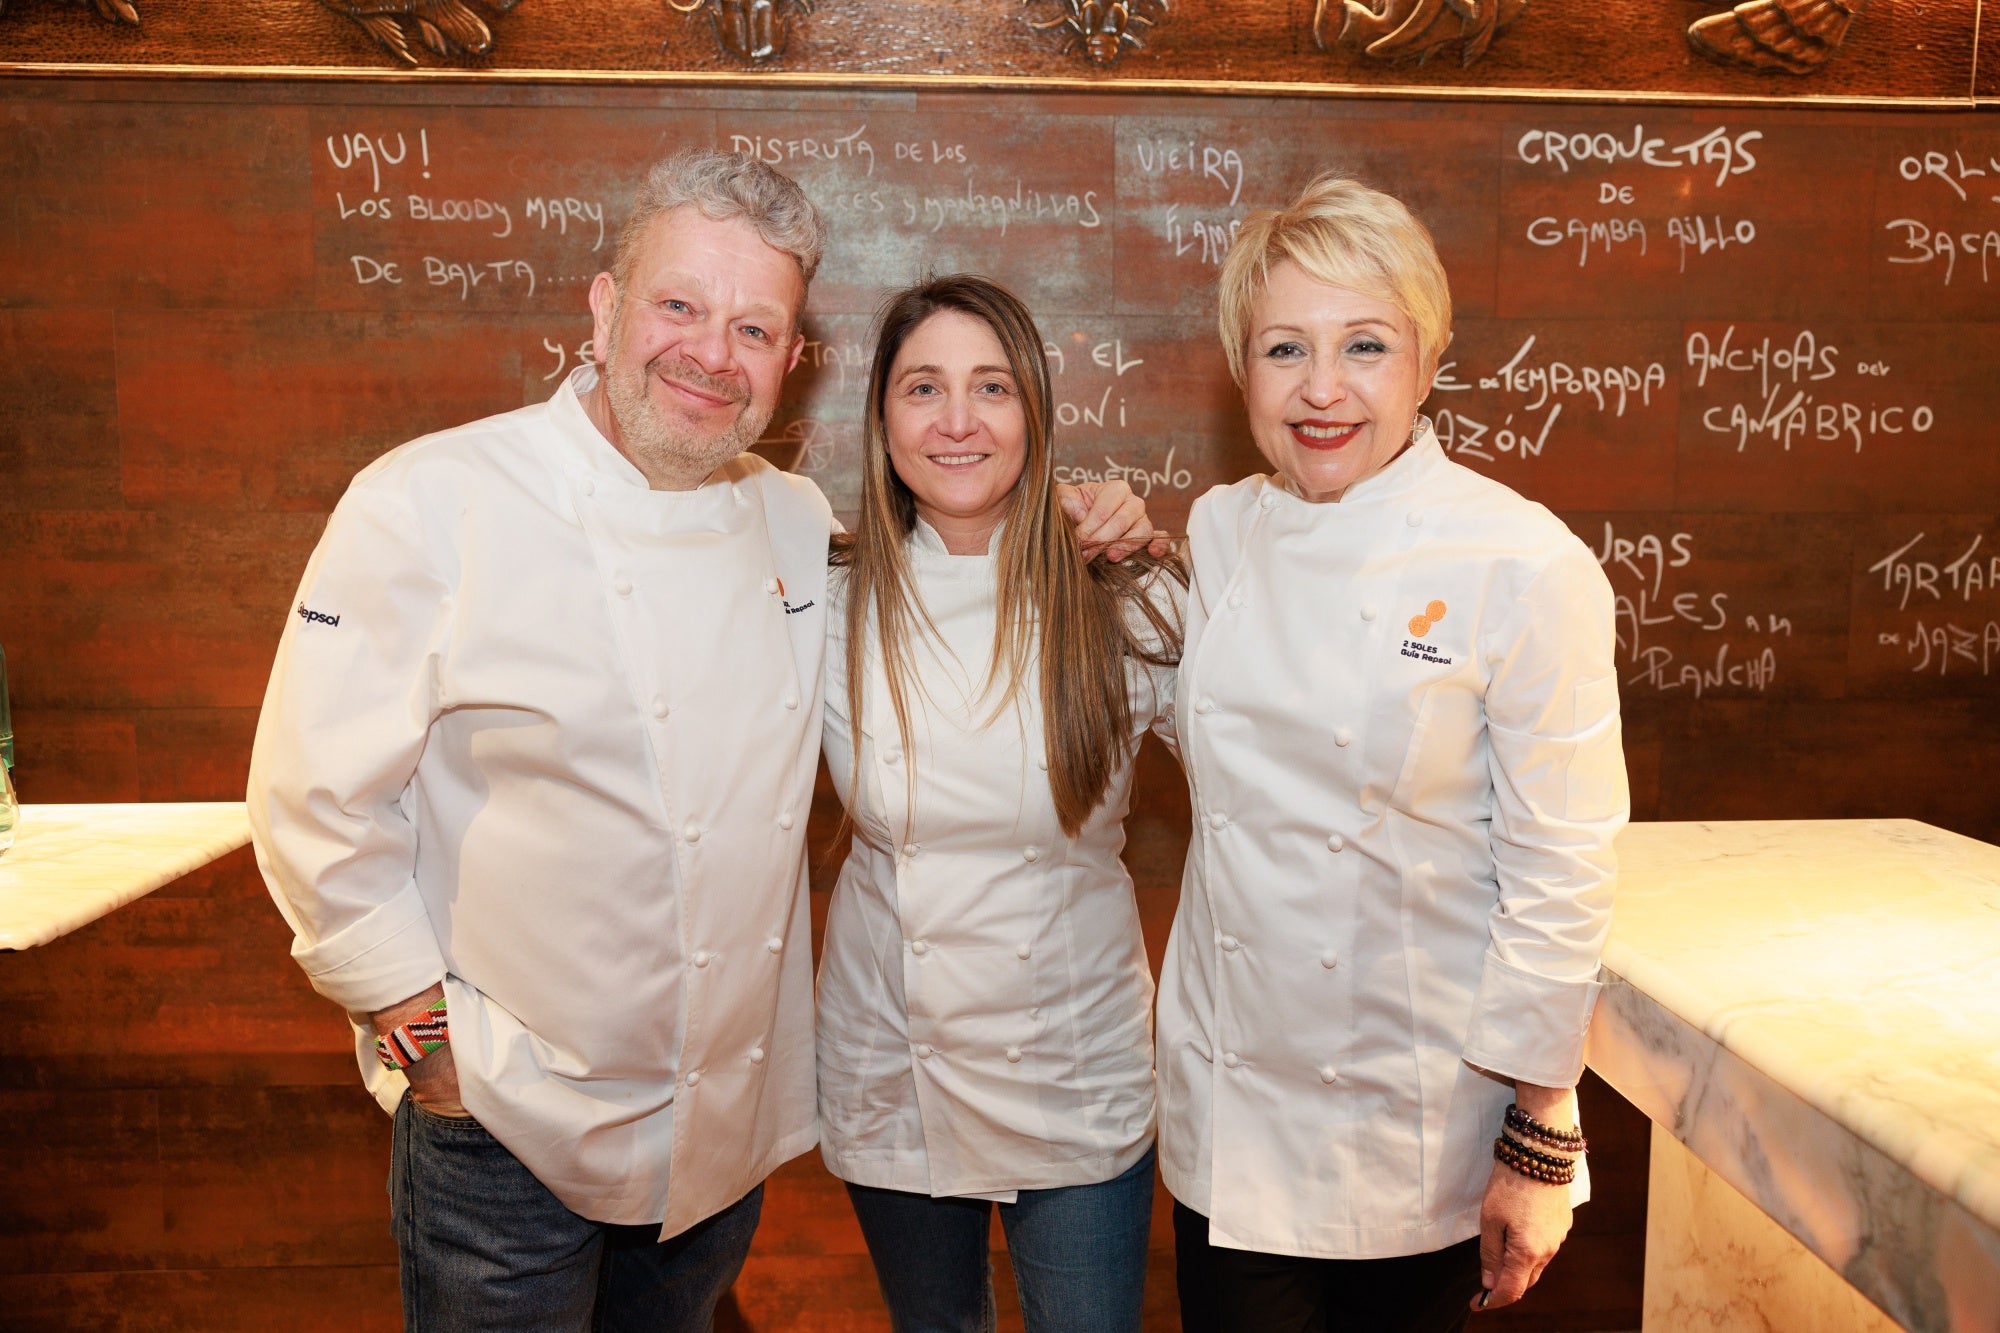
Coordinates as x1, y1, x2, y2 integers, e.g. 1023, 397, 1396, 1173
1335, 728, 1353, 747
1195, 697, 1216, 715
1360, 605, 1377, 621
732, 485, 749, 507
783, 694, 799, 710
1260, 493, 1278, 510
683, 822, 702, 843
652, 698, 670, 719
1036, 757, 1049, 771
615, 577, 633, 597
1022, 845, 1040, 863
910, 939, 930, 956
1006, 1046, 1022, 1064
915, 1043, 934, 1060
777, 812, 795, 831
749, 1047, 766, 1064
903, 842, 921, 857
1327, 834, 1345, 853
1359, 788, 1379, 813
1321, 951, 1339, 969
692, 949, 712, 967
1223, 1052, 1242, 1069
1228, 590, 1245, 609
684, 1069, 701, 1087
763, 577, 779, 594
1016, 943, 1032, 960
581, 478, 596, 497
1220, 934, 1241, 952
1029, 1006, 1041, 1019
1320, 1066, 1338, 1084
883, 748, 902, 764
1406, 511, 1423, 527
1208, 811, 1228, 830
767, 936, 784, 954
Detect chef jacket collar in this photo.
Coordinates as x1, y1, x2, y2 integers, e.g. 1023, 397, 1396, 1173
552, 364, 656, 491
1271, 415, 1445, 510
908, 515, 1005, 568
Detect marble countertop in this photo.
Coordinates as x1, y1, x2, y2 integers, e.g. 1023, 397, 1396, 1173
0, 802, 252, 950
1590, 819, 2000, 1331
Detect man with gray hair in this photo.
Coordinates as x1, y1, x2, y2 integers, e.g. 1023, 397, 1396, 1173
248, 149, 1154, 1331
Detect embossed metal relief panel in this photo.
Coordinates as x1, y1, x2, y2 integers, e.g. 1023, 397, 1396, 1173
0, 0, 1985, 105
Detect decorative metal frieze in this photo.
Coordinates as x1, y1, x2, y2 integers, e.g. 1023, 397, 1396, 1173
0, 0, 138, 23
1686, 0, 1869, 74
668, 0, 813, 62
1315, 0, 1527, 66
318, 0, 522, 67
1027, 0, 1167, 68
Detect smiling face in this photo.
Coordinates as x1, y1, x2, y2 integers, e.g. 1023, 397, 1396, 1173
587, 207, 805, 490
1242, 260, 1434, 504
881, 309, 1030, 554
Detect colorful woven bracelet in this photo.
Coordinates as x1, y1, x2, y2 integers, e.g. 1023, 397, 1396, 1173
374, 998, 449, 1071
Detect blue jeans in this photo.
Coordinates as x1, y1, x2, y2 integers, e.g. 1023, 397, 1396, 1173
844, 1145, 1156, 1333
389, 1093, 762, 1332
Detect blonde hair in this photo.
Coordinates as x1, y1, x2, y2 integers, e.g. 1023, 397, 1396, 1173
1217, 173, 1451, 384
832, 275, 1185, 839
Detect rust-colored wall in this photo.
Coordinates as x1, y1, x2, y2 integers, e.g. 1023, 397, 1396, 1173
2, 76, 1996, 1330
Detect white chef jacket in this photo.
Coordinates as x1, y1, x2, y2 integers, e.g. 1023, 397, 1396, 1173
816, 522, 1177, 1198
1157, 421, 1626, 1260
248, 365, 830, 1237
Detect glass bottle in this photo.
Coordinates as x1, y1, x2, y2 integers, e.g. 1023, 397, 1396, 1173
0, 641, 13, 856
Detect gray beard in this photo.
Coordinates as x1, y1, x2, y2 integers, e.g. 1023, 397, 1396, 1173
601, 333, 772, 488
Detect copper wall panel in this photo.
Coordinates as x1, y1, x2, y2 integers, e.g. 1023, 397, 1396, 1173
0, 101, 312, 309
0, 310, 120, 510
1675, 319, 2000, 512
1870, 120, 2000, 321
2, 76, 1996, 1333
0, 0, 1986, 107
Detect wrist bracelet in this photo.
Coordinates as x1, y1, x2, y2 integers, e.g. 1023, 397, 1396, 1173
375, 997, 449, 1071
1501, 1130, 1583, 1173
1506, 1102, 1587, 1153
1494, 1135, 1576, 1185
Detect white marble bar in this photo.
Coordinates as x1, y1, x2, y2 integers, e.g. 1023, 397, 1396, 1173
0, 802, 251, 950
1587, 819, 2000, 1332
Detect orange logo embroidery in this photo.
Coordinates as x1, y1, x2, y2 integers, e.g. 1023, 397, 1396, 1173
1408, 600, 1447, 638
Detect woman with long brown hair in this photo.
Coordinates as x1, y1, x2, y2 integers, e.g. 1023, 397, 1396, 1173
816, 273, 1185, 1333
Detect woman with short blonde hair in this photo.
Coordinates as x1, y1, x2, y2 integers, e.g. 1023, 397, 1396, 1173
1159, 173, 1626, 1332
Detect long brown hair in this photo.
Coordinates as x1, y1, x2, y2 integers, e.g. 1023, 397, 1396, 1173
831, 274, 1186, 838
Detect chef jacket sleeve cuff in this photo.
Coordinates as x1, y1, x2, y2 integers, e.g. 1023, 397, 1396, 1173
1461, 950, 1603, 1089
289, 880, 447, 1016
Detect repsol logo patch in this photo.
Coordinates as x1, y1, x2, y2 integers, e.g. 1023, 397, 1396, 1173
783, 599, 816, 616
296, 602, 341, 628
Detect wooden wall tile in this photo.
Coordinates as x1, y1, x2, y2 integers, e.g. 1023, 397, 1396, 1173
0, 512, 322, 710
0, 707, 140, 802
136, 707, 260, 801
0, 1090, 163, 1274
1869, 122, 2000, 323
0, 310, 119, 511
157, 1086, 396, 1269
1657, 699, 2000, 842
0, 102, 312, 310
116, 311, 554, 512
0, 1265, 400, 1333
1848, 514, 2000, 697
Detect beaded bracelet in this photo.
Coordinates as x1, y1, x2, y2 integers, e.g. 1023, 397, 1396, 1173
1506, 1103, 1587, 1154
374, 997, 450, 1071
1500, 1131, 1582, 1174
1494, 1136, 1576, 1185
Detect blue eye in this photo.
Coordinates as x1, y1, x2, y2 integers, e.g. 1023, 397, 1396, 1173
663, 299, 691, 315
741, 325, 768, 343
